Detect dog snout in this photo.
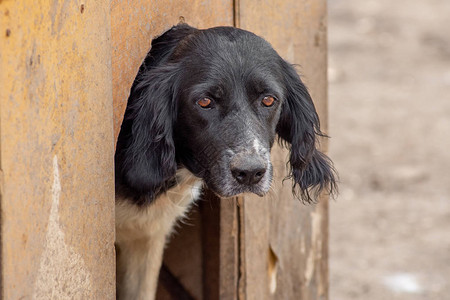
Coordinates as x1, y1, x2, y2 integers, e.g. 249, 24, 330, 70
230, 155, 267, 185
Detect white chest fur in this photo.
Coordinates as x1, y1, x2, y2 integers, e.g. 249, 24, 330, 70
115, 169, 202, 300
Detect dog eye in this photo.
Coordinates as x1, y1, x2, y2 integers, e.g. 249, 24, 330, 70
261, 96, 275, 107
197, 98, 212, 109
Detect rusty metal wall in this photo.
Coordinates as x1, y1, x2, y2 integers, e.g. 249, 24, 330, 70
0, 1, 115, 299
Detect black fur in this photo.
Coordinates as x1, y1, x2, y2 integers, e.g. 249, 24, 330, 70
115, 24, 337, 205
276, 60, 338, 202
115, 25, 196, 204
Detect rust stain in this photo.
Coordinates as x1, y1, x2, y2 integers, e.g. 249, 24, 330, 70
21, 234, 27, 246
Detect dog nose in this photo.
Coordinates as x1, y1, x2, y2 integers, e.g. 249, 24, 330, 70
230, 157, 266, 185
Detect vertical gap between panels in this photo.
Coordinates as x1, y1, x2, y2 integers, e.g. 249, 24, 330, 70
237, 197, 246, 299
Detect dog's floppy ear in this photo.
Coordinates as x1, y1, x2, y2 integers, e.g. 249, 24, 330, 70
115, 24, 196, 202
276, 61, 337, 202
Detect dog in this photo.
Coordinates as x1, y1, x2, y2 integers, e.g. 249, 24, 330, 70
114, 23, 337, 299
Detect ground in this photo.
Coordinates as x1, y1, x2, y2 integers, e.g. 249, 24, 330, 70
328, 0, 450, 299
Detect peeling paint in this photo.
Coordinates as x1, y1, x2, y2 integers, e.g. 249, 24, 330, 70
33, 156, 92, 299
268, 245, 278, 294
305, 211, 322, 285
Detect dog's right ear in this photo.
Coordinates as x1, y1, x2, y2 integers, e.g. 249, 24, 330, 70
115, 24, 197, 201
276, 60, 337, 203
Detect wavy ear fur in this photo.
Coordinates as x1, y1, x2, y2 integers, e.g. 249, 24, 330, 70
115, 24, 197, 204
276, 61, 337, 202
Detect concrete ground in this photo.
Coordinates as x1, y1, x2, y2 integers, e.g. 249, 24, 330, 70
328, 0, 450, 299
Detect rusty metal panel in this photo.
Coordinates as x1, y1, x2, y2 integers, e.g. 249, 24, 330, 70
0, 1, 115, 299
237, 0, 329, 299
111, 0, 234, 142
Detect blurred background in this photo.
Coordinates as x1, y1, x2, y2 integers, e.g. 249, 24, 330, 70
328, 0, 450, 299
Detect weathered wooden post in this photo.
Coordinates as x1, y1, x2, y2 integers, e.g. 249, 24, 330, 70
233, 1, 330, 298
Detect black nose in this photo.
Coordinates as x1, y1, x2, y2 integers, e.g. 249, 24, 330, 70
230, 157, 266, 185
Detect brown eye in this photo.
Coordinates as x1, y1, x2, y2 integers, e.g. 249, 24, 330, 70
262, 96, 275, 107
197, 97, 212, 108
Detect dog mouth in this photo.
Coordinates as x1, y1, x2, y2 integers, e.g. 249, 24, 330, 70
206, 182, 271, 198
213, 185, 267, 198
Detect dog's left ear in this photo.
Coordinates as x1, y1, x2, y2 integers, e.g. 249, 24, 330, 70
115, 65, 180, 201
115, 24, 197, 203
276, 61, 337, 202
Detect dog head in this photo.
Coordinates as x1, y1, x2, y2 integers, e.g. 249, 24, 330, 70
115, 24, 337, 204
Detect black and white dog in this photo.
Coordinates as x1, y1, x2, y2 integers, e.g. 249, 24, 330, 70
115, 24, 336, 299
